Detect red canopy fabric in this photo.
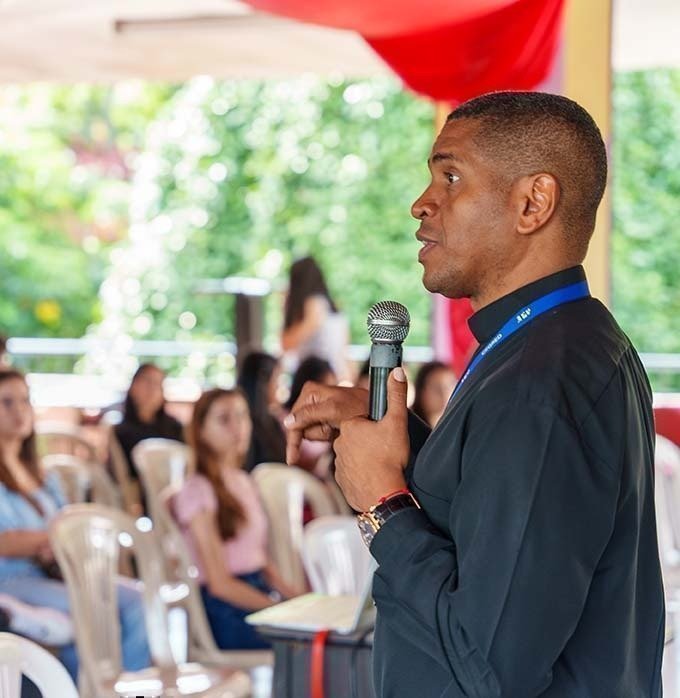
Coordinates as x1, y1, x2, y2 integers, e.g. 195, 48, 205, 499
246, 0, 564, 102
245, 0, 517, 38
367, 0, 564, 102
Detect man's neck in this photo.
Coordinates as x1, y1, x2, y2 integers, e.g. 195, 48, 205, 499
470, 259, 582, 312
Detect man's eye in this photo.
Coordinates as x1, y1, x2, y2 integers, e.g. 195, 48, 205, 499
446, 172, 459, 184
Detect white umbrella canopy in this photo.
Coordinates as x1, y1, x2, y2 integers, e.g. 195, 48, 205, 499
0, 0, 676, 85
613, 0, 680, 72
0, 0, 389, 84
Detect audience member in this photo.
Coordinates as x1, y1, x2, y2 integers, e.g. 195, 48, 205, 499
410, 361, 457, 427
0, 369, 150, 679
173, 388, 298, 650
281, 256, 349, 380
284, 357, 337, 475
113, 363, 184, 481
0, 336, 8, 368
237, 352, 286, 471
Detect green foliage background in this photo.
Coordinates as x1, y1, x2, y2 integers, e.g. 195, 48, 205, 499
612, 70, 680, 388
0, 72, 679, 387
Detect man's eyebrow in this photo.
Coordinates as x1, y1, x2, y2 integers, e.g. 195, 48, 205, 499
428, 151, 462, 165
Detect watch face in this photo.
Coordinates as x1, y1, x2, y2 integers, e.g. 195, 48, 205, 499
357, 515, 377, 546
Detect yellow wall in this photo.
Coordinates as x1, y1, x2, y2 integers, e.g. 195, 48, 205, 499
563, 0, 612, 304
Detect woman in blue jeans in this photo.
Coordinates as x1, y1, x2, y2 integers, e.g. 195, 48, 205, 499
0, 369, 151, 679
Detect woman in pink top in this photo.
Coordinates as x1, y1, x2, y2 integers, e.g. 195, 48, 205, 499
174, 388, 295, 650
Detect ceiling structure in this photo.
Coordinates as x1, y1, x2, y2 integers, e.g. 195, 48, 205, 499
0, 0, 676, 85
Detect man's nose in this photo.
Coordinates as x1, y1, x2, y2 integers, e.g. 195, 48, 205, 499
411, 187, 437, 220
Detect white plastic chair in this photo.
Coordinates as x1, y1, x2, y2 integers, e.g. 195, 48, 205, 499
156, 485, 273, 670
0, 632, 78, 698
34, 421, 97, 462
302, 515, 372, 595
132, 439, 190, 523
42, 454, 122, 509
655, 435, 680, 609
49, 504, 251, 698
251, 463, 338, 590
108, 431, 145, 517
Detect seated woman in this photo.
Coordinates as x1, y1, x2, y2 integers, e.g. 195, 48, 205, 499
411, 361, 457, 428
113, 363, 184, 511
0, 369, 151, 680
174, 388, 297, 650
284, 356, 337, 477
237, 352, 286, 472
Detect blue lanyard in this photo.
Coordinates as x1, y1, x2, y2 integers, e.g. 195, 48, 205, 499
452, 280, 590, 398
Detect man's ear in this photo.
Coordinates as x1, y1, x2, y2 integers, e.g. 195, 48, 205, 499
515, 173, 559, 236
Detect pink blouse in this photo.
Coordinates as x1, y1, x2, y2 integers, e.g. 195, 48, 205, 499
173, 469, 269, 582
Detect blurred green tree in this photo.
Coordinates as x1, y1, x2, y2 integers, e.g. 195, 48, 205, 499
96, 76, 434, 382
612, 70, 680, 388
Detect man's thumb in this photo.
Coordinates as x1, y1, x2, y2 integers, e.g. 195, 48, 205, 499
387, 367, 408, 417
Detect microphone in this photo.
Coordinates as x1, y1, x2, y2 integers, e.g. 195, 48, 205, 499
366, 301, 410, 421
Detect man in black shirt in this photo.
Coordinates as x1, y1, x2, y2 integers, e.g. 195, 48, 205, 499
284, 92, 664, 697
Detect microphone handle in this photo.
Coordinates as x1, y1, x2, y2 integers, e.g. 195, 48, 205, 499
368, 342, 403, 421
369, 366, 390, 421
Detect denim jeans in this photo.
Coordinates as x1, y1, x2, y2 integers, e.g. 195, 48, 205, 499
200, 570, 272, 650
0, 575, 151, 681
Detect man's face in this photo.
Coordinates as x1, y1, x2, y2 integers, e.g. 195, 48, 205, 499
412, 118, 517, 301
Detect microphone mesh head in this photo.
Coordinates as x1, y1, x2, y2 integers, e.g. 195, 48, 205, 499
366, 301, 410, 343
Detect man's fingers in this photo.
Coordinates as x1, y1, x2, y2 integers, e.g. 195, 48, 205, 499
386, 367, 408, 420
285, 427, 303, 465
285, 400, 338, 432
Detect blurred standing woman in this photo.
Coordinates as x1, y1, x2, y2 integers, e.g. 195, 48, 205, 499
0, 369, 150, 679
281, 256, 349, 381
173, 388, 297, 650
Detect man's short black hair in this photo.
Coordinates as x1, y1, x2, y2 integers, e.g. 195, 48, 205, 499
448, 91, 608, 255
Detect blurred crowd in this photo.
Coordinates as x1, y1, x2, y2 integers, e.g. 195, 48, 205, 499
0, 256, 457, 686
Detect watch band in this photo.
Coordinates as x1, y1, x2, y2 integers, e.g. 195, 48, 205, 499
371, 492, 419, 525
357, 491, 420, 547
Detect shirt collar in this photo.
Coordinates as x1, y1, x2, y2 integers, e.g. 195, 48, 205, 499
468, 266, 588, 344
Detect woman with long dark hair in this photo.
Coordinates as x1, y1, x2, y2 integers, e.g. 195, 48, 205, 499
283, 357, 337, 476
411, 361, 457, 428
281, 256, 349, 380
0, 369, 150, 679
114, 363, 184, 479
173, 388, 297, 650
237, 352, 286, 471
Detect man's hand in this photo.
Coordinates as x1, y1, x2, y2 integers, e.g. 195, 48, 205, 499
284, 382, 369, 465
334, 368, 410, 512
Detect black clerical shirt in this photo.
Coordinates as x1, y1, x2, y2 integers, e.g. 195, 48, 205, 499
370, 266, 664, 698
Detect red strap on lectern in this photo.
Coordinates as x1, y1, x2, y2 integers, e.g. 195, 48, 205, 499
311, 629, 330, 698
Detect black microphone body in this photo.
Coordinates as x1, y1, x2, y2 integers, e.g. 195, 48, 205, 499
366, 301, 410, 421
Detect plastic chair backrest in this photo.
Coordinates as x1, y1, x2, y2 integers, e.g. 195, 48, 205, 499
42, 454, 122, 509
302, 516, 372, 595
251, 463, 337, 590
132, 439, 190, 522
34, 421, 97, 462
108, 432, 144, 516
656, 434, 680, 563
0, 632, 78, 698
156, 485, 222, 659
48, 504, 175, 695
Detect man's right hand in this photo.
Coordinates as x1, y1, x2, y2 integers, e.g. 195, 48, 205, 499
283, 382, 369, 465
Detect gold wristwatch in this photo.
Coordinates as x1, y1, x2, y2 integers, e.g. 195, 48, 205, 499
357, 490, 420, 547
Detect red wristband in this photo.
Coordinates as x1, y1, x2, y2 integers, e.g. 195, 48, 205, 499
378, 488, 411, 505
